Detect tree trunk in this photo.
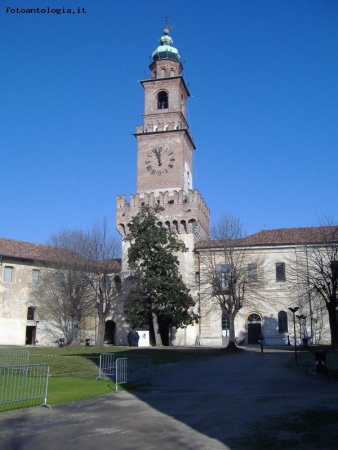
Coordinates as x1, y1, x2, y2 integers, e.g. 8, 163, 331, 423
71, 317, 81, 345
228, 313, 236, 345
223, 312, 239, 352
150, 313, 161, 346
96, 316, 105, 347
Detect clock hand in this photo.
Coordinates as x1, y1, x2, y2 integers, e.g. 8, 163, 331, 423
155, 148, 162, 166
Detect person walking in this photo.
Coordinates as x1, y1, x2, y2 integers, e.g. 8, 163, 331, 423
127, 330, 135, 347
258, 333, 266, 353
134, 331, 140, 347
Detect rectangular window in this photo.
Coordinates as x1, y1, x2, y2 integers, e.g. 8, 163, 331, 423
114, 275, 122, 292
248, 263, 258, 282
276, 262, 286, 282
331, 261, 338, 280
54, 272, 65, 287
32, 269, 40, 285
278, 311, 288, 333
217, 264, 230, 289
27, 307, 36, 320
104, 275, 112, 293
195, 272, 200, 284
4, 266, 14, 282
222, 264, 230, 288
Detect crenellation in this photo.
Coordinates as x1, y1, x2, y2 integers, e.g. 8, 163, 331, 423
149, 192, 155, 206
136, 119, 188, 135
116, 187, 210, 238
117, 194, 129, 209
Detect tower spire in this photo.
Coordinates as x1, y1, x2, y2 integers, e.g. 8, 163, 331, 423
152, 25, 180, 63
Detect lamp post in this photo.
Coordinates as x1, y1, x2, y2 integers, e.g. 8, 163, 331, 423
35, 320, 40, 347
311, 317, 317, 344
296, 314, 306, 351
289, 307, 299, 364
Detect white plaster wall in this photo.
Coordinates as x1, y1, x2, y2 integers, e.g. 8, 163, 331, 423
171, 233, 200, 346
0, 318, 26, 346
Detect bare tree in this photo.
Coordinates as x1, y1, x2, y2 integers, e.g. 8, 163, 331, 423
84, 220, 122, 347
31, 220, 121, 346
211, 213, 245, 240
288, 224, 338, 345
199, 214, 264, 350
31, 247, 94, 345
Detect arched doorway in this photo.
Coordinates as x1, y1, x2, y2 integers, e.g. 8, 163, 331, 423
104, 320, 116, 345
247, 313, 262, 344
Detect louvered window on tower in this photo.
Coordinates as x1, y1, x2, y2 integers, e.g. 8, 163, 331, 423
157, 91, 168, 109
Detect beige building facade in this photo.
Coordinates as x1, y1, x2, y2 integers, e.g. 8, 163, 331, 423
0, 238, 121, 347
0, 239, 73, 346
195, 228, 335, 347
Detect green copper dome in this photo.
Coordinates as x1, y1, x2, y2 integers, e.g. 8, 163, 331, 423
151, 28, 181, 62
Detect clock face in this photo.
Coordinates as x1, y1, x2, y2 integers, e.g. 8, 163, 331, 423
145, 146, 175, 175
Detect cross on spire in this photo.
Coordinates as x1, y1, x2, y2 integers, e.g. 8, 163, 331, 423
162, 14, 171, 26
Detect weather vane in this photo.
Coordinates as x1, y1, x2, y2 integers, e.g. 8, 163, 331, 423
162, 14, 175, 32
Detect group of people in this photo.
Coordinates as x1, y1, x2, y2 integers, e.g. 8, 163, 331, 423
127, 330, 140, 347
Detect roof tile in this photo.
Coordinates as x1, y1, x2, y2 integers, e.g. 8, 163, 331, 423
195, 226, 338, 249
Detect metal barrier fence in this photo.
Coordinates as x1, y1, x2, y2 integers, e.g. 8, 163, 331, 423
97, 352, 117, 379
0, 364, 51, 409
0, 348, 30, 367
115, 358, 127, 393
97, 353, 154, 392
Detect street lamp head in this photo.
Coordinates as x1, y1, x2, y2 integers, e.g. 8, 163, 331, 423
296, 313, 306, 320
289, 307, 299, 314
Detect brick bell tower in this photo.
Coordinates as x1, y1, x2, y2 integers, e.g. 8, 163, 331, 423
116, 27, 210, 336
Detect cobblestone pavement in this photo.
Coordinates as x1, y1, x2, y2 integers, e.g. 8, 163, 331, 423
1, 347, 337, 450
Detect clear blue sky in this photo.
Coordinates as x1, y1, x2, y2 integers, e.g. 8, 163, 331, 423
1, 0, 337, 244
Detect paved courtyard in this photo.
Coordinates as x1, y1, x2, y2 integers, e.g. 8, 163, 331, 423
1, 347, 338, 450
